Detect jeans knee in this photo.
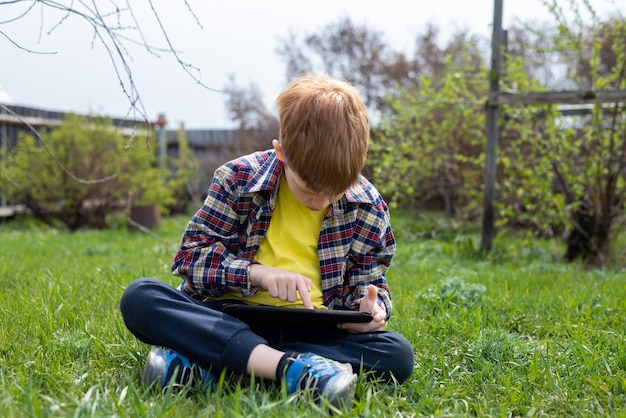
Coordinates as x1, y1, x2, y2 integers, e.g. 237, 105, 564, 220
119, 277, 158, 326
385, 333, 415, 384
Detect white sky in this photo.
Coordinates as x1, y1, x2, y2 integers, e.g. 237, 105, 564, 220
1, 0, 623, 128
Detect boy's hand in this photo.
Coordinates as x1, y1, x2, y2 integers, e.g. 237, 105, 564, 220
248, 264, 314, 309
337, 284, 386, 333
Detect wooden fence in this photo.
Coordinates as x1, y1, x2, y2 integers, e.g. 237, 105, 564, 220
481, 0, 626, 250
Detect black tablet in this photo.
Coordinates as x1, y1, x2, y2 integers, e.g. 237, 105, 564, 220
222, 303, 373, 327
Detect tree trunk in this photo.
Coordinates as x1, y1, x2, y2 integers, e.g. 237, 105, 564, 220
565, 200, 611, 267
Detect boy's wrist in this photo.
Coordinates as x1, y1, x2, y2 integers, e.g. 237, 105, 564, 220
247, 262, 260, 286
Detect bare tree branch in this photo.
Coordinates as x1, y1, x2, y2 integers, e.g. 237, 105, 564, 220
0, 29, 56, 53
1, 0, 218, 125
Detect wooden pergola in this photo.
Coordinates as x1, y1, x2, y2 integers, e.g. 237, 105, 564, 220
480, 0, 626, 251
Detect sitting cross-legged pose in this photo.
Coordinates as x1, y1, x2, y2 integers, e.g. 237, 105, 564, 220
120, 73, 415, 409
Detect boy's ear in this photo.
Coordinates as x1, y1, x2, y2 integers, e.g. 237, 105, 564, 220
272, 139, 284, 162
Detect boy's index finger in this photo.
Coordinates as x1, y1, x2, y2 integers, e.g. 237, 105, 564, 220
298, 280, 314, 309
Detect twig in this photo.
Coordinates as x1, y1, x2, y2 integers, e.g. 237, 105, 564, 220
126, 217, 166, 242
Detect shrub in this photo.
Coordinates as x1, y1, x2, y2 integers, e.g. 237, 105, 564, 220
1, 114, 174, 230
370, 51, 486, 218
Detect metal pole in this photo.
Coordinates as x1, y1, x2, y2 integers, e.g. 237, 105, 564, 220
156, 113, 167, 181
0, 106, 8, 209
481, 0, 504, 251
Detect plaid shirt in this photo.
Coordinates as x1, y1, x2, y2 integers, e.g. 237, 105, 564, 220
172, 150, 396, 317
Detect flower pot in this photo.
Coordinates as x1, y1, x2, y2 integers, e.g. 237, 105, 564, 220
128, 204, 162, 230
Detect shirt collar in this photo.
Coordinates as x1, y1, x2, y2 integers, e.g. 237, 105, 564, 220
242, 151, 283, 194
327, 177, 375, 216
242, 150, 376, 212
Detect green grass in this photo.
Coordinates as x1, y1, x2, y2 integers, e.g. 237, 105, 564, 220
1, 211, 625, 417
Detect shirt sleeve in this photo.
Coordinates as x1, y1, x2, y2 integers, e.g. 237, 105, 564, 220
351, 204, 395, 319
171, 164, 258, 298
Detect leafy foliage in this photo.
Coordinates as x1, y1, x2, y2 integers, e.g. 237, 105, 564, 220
166, 128, 203, 214
495, 57, 568, 237
1, 114, 176, 230
369, 51, 486, 218
497, 4, 626, 265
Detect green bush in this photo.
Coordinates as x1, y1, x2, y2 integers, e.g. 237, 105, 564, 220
1, 114, 175, 230
370, 50, 486, 218
497, 11, 626, 266
165, 128, 202, 214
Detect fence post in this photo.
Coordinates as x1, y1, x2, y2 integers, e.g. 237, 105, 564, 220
481, 0, 504, 251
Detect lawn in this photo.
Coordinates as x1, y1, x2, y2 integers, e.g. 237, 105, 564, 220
0, 211, 625, 417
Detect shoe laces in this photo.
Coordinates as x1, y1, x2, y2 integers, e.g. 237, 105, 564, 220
291, 354, 346, 391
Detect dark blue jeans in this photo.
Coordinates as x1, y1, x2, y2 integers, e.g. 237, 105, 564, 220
119, 278, 414, 383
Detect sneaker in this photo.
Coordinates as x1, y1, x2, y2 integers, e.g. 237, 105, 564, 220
141, 346, 215, 391
283, 353, 357, 408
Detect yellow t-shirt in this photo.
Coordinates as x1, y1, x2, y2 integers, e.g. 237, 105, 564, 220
218, 175, 327, 309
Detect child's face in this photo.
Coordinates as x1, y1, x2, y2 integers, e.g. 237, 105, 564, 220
283, 166, 344, 211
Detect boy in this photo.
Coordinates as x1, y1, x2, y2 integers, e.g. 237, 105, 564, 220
120, 73, 414, 408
